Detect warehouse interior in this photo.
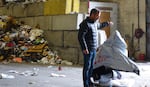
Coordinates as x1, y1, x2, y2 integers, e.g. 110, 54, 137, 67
0, 0, 150, 87
0, 0, 149, 64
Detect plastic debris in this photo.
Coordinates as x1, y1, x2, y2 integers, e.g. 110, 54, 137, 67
31, 68, 39, 76
0, 73, 15, 79
28, 81, 36, 84
47, 66, 53, 68
61, 60, 73, 66
58, 65, 62, 71
50, 73, 66, 77
7, 70, 19, 74
19, 70, 33, 76
19, 68, 39, 76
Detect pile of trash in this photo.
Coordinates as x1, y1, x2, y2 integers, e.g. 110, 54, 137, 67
0, 16, 72, 65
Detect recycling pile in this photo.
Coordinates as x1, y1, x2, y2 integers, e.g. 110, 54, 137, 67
0, 16, 69, 65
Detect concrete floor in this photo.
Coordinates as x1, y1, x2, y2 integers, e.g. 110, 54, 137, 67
0, 63, 83, 87
0, 62, 150, 87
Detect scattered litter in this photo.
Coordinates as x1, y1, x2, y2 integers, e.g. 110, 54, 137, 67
0, 73, 15, 79
58, 65, 62, 71
7, 68, 40, 77
61, 60, 73, 66
50, 73, 66, 77
30, 72, 38, 76
31, 68, 39, 76
47, 65, 53, 68
7, 70, 19, 74
19, 68, 39, 76
19, 70, 33, 76
28, 81, 36, 84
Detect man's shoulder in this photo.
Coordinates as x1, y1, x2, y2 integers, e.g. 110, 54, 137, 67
80, 19, 88, 25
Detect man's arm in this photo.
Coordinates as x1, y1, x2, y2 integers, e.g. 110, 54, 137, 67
78, 22, 89, 54
98, 21, 113, 29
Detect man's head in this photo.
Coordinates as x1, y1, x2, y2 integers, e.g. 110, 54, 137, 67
89, 8, 101, 21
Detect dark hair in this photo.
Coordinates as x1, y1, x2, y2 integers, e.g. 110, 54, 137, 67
90, 8, 100, 16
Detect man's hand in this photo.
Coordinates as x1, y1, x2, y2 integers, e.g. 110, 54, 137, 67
83, 49, 89, 54
108, 21, 114, 26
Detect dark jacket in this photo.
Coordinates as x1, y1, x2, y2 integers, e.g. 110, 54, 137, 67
78, 17, 109, 51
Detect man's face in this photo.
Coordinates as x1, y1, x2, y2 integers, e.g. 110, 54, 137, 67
94, 12, 101, 21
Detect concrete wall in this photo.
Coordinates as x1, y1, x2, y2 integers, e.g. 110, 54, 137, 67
0, 2, 44, 17
115, 0, 146, 59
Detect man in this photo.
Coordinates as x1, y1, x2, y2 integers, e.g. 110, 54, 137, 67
78, 8, 113, 87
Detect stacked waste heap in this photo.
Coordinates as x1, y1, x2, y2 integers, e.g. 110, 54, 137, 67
0, 16, 61, 65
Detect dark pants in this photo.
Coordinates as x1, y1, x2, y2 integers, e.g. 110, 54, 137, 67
83, 49, 96, 87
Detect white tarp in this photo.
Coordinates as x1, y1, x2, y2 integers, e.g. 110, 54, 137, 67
94, 30, 139, 74
97, 30, 107, 46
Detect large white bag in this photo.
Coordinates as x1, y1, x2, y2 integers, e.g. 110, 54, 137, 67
94, 30, 139, 74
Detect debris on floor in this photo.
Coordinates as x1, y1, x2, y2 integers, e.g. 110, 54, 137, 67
7, 68, 39, 77
0, 73, 15, 79
0, 63, 150, 87
50, 73, 66, 77
7, 70, 19, 74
